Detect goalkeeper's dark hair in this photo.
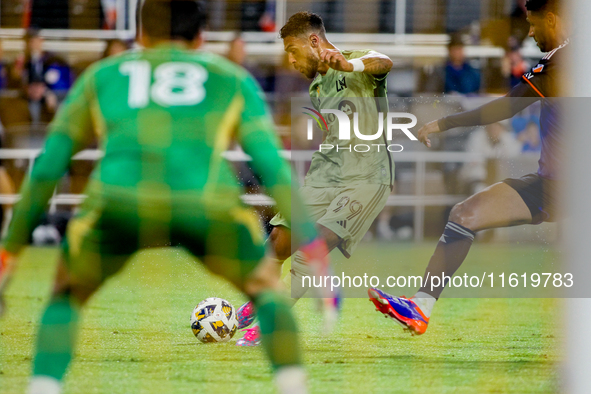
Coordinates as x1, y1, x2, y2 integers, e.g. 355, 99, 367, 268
280, 11, 326, 39
525, 0, 560, 15
140, 0, 207, 41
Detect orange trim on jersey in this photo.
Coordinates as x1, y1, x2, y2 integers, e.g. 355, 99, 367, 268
522, 75, 545, 98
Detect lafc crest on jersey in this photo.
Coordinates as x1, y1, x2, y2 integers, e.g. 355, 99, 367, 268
336, 74, 347, 92
524, 64, 544, 80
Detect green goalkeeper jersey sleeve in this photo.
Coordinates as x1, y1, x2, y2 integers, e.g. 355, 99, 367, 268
2, 66, 96, 253
3, 45, 316, 253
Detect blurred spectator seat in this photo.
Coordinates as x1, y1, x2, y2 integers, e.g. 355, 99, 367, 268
1, 0, 25, 27
312, 0, 344, 33
446, 0, 480, 33
0, 80, 97, 194
29, 0, 105, 29
0, 84, 55, 188
0, 40, 14, 90
0, 122, 49, 189
30, 0, 69, 29
273, 53, 310, 126
240, 0, 266, 31
379, 0, 414, 34
0, 89, 55, 129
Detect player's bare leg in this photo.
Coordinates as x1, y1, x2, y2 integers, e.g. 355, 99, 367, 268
270, 224, 341, 261
447, 181, 533, 231
272, 225, 340, 300
236, 226, 294, 330
370, 182, 533, 335
238, 224, 339, 321
269, 225, 295, 262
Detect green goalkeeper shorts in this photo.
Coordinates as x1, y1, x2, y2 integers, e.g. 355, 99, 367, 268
62, 188, 267, 290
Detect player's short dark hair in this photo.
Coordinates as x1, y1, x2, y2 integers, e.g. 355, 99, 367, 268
280, 11, 326, 40
141, 0, 207, 42
525, 0, 559, 15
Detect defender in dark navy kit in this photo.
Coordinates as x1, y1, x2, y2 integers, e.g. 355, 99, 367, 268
369, 0, 569, 335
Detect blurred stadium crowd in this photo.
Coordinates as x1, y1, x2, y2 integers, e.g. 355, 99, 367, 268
0, 0, 550, 242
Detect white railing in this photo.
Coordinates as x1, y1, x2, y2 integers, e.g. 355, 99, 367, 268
0, 32, 509, 60
0, 0, 544, 60
0, 0, 137, 38
0, 148, 497, 242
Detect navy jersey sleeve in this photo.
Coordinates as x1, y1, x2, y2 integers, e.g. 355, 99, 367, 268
519, 51, 560, 98
437, 88, 539, 131
437, 41, 568, 131
437, 58, 556, 131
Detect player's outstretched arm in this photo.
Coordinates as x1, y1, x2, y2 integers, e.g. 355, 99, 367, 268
2, 68, 95, 255
0, 66, 94, 314
417, 120, 441, 148
319, 49, 393, 76
419, 81, 544, 148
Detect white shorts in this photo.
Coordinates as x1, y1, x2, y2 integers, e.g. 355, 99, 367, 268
270, 184, 390, 258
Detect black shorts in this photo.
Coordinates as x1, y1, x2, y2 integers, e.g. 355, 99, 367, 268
503, 173, 557, 224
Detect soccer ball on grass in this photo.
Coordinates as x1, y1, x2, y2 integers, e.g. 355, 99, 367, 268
190, 297, 238, 343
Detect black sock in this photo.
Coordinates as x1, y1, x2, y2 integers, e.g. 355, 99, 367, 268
419, 221, 476, 298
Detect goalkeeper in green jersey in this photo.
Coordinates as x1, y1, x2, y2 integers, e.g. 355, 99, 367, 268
0, 1, 327, 393
235, 11, 394, 346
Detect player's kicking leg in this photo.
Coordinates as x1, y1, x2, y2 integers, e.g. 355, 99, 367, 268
370, 181, 534, 335
237, 184, 390, 345
236, 224, 339, 346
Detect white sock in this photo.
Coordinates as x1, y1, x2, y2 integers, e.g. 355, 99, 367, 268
412, 291, 436, 318
275, 366, 308, 394
28, 376, 62, 394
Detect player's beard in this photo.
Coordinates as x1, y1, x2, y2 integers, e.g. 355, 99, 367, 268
301, 54, 320, 79
534, 34, 551, 52
536, 40, 548, 52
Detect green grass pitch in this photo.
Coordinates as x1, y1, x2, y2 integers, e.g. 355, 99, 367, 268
0, 245, 560, 393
